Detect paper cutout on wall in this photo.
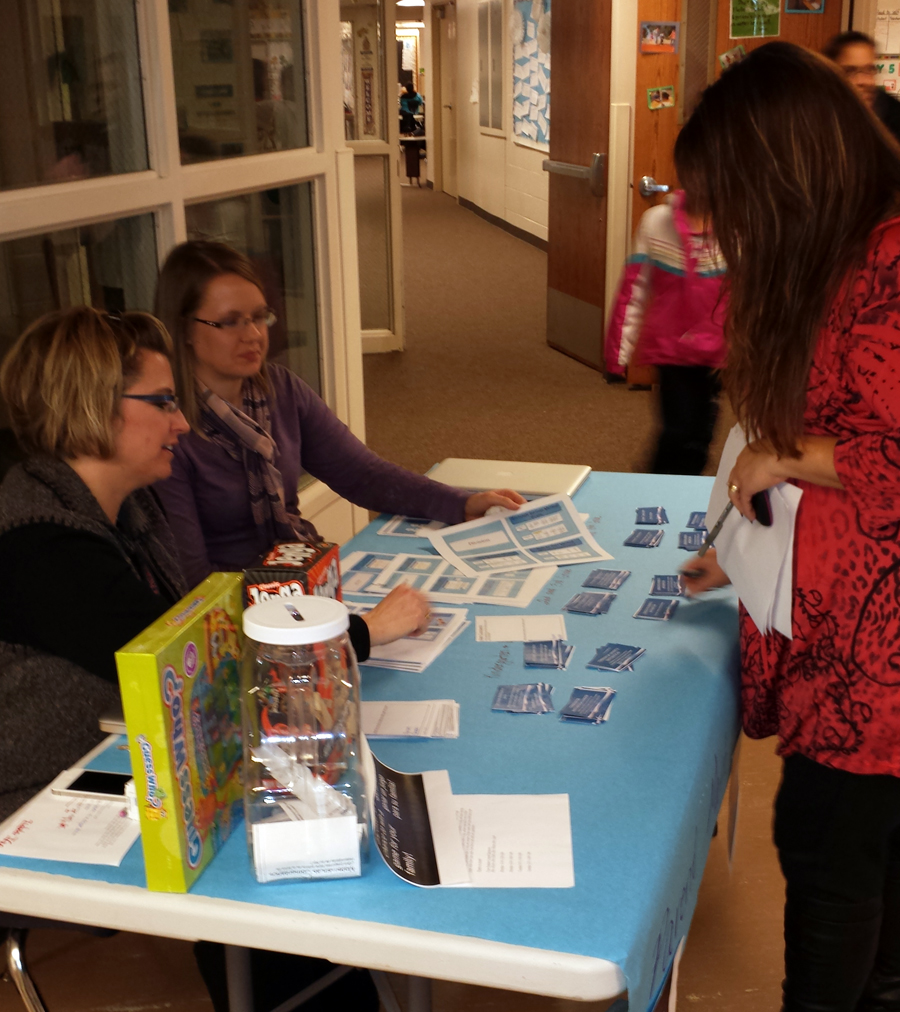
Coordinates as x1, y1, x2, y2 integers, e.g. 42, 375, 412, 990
513, 0, 550, 148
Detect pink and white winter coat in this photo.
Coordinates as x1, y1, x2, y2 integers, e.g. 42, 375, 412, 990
605, 191, 727, 376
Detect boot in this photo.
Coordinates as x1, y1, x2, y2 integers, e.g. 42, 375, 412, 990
858, 862, 900, 1012
781, 891, 882, 1012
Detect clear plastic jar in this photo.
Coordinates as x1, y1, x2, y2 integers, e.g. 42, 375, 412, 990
241, 597, 369, 883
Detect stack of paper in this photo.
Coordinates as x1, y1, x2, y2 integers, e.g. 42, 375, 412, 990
706, 426, 802, 638
346, 602, 469, 672
427, 494, 613, 576
361, 700, 459, 738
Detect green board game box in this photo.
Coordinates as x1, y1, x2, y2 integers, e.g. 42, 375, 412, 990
116, 572, 244, 892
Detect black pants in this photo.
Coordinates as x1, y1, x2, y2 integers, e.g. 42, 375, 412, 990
651, 365, 720, 475
774, 754, 900, 1012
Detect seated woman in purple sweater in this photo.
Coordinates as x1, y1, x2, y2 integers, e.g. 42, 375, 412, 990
155, 240, 523, 656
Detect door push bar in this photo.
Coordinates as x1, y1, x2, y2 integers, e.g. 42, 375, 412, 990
542, 152, 606, 199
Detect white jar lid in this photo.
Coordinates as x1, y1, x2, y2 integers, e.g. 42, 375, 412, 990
243, 596, 350, 645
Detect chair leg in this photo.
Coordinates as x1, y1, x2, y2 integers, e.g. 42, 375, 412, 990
4, 929, 49, 1012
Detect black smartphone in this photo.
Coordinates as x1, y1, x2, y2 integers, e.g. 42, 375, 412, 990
750, 490, 773, 527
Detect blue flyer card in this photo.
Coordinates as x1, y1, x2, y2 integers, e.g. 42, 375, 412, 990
559, 686, 616, 723
635, 507, 669, 525
687, 511, 708, 530
678, 530, 706, 550
650, 575, 685, 597
524, 641, 574, 670
587, 642, 645, 671
491, 682, 555, 713
582, 568, 631, 590
625, 529, 664, 548
634, 598, 679, 621
564, 591, 615, 615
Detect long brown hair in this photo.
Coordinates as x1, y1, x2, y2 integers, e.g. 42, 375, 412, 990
155, 240, 268, 429
674, 42, 900, 457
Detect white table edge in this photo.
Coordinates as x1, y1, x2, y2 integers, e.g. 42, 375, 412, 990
0, 867, 626, 1002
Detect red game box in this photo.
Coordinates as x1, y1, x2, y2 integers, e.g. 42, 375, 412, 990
243, 541, 342, 608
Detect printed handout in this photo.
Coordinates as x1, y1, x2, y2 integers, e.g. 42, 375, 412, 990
427, 495, 613, 578
361, 700, 459, 739
369, 752, 574, 889
370, 552, 555, 608
0, 791, 140, 867
345, 602, 469, 672
378, 516, 447, 538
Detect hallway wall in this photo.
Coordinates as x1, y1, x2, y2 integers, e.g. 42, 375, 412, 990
425, 0, 549, 242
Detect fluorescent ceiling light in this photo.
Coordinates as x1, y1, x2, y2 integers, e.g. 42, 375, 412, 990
396, 1, 425, 6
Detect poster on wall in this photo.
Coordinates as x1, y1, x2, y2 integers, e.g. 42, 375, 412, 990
511, 0, 550, 149
729, 0, 780, 39
876, 8, 900, 55
877, 54, 900, 93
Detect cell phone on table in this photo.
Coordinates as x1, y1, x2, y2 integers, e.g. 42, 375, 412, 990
750, 490, 773, 527
49, 768, 133, 801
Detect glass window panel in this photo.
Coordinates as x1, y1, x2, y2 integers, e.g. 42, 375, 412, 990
185, 183, 321, 394
170, 1, 309, 163
354, 156, 392, 331
478, 5, 489, 129
0, 0, 148, 192
489, 0, 503, 130
340, 1, 385, 141
0, 212, 157, 429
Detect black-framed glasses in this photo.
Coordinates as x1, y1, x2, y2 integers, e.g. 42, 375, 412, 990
122, 393, 182, 414
192, 310, 276, 331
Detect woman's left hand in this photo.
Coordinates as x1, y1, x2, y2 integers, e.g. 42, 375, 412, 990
727, 441, 784, 522
464, 488, 526, 521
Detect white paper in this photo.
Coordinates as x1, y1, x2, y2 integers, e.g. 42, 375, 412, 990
423, 770, 471, 885
0, 791, 139, 867
251, 815, 360, 883
706, 425, 802, 638
453, 794, 574, 888
514, 62, 529, 80
428, 494, 612, 578
361, 700, 459, 739
475, 613, 567, 643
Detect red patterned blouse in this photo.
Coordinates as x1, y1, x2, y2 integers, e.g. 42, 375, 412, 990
741, 216, 900, 776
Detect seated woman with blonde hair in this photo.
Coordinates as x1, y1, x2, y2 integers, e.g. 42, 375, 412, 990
0, 308, 190, 819
154, 240, 524, 660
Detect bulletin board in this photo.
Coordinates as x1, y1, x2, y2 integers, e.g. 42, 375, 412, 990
512, 0, 551, 149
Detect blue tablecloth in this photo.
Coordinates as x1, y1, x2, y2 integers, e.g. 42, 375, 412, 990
1, 472, 741, 1011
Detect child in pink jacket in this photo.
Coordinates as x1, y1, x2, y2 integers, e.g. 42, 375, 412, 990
605, 190, 727, 474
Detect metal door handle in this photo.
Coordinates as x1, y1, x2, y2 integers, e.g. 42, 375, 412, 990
443, 104, 453, 109
542, 152, 606, 199
638, 175, 670, 198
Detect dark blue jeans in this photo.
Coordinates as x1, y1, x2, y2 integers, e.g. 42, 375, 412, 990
651, 365, 720, 476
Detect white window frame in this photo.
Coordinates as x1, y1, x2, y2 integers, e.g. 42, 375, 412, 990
0, 0, 370, 538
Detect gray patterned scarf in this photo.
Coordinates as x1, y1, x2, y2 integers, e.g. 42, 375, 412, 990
199, 380, 316, 548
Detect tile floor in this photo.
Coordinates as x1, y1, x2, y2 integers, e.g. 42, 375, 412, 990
0, 735, 785, 1012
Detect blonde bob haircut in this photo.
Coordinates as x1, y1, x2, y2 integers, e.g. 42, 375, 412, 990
0, 307, 173, 460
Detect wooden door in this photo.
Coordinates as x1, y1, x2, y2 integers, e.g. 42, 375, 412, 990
545, 0, 612, 370
440, 6, 459, 198
626, 0, 844, 383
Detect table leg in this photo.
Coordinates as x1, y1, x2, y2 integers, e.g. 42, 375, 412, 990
407, 975, 432, 1012
225, 945, 254, 1012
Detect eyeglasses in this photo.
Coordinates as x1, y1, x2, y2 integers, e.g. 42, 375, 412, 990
840, 64, 877, 78
122, 393, 182, 414
192, 310, 276, 331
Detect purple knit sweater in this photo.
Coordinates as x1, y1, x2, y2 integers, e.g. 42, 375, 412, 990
157, 364, 468, 587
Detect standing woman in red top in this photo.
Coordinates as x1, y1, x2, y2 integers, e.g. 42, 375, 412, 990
680, 43, 900, 1011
